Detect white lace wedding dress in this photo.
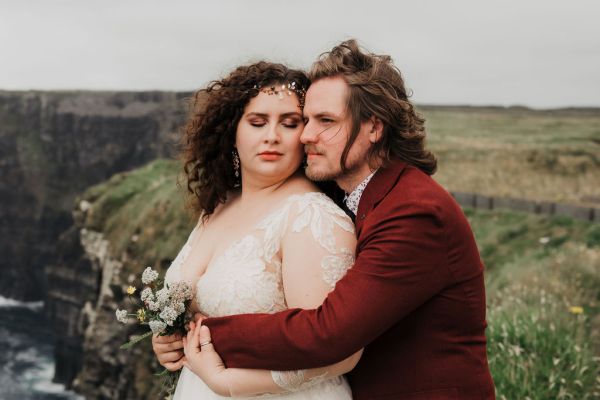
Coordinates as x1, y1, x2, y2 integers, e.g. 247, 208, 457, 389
165, 192, 355, 399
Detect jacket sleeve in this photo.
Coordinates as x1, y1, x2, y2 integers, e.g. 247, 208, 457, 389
203, 203, 451, 370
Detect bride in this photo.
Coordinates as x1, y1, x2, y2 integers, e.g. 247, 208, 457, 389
153, 61, 361, 398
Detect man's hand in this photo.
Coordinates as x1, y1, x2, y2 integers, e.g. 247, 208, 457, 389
152, 332, 185, 371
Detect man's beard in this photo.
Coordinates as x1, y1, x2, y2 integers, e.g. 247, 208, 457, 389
304, 163, 341, 182
304, 153, 362, 183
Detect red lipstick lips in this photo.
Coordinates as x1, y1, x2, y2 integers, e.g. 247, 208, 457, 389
259, 151, 283, 161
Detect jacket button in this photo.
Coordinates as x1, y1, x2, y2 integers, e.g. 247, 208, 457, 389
361, 214, 366, 220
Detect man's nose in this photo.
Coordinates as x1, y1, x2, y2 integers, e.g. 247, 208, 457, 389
300, 121, 318, 144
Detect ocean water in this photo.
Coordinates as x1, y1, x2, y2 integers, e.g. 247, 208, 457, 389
0, 296, 82, 400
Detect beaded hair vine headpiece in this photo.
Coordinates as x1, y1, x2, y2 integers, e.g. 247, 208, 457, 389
252, 81, 306, 109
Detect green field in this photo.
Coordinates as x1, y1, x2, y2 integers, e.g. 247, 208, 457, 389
422, 106, 600, 208
466, 208, 600, 399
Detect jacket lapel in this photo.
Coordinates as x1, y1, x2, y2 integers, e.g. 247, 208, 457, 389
355, 160, 408, 236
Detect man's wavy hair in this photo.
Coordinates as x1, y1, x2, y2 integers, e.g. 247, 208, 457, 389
309, 40, 437, 175
181, 62, 309, 219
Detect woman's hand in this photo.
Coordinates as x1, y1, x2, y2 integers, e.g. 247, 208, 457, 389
152, 332, 185, 371
183, 321, 231, 396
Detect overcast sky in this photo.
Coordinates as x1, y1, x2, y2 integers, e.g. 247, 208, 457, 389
1, 0, 599, 108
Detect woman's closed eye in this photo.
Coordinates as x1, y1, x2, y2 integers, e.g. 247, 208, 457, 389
249, 119, 266, 127
282, 118, 301, 129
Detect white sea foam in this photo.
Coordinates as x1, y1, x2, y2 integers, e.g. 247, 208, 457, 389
33, 363, 82, 398
0, 297, 82, 399
16, 347, 83, 399
0, 295, 44, 310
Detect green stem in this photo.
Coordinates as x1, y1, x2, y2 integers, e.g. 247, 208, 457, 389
120, 330, 153, 349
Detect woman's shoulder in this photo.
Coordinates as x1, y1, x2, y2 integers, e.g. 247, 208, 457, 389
282, 180, 336, 208
279, 185, 355, 257
286, 191, 337, 207
281, 175, 338, 205
283, 192, 354, 238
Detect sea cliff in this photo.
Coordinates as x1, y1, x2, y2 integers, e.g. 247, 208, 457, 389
0, 90, 188, 301
47, 159, 193, 398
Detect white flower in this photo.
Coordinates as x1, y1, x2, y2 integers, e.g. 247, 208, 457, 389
156, 287, 170, 307
140, 287, 154, 303
141, 267, 159, 285
147, 301, 159, 312
149, 320, 167, 334
169, 281, 193, 302
160, 306, 178, 326
115, 309, 128, 324
173, 301, 185, 315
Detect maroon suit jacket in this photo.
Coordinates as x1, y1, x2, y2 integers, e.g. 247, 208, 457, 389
204, 160, 495, 399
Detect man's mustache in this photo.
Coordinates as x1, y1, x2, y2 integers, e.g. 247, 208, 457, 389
304, 145, 323, 155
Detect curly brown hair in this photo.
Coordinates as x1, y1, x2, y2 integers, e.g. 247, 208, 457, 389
181, 61, 309, 219
310, 39, 437, 175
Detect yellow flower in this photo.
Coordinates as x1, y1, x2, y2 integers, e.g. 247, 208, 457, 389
126, 286, 136, 295
569, 306, 583, 314
137, 308, 146, 322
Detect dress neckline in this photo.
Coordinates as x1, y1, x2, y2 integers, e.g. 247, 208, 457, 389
179, 191, 325, 281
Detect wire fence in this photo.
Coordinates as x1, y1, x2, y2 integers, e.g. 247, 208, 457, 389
450, 191, 600, 223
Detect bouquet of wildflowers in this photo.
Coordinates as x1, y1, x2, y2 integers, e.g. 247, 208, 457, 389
116, 266, 193, 342
115, 266, 193, 397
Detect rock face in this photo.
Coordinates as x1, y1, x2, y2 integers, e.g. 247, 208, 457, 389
1, 91, 194, 398
45, 223, 96, 387
0, 90, 189, 301
46, 159, 193, 399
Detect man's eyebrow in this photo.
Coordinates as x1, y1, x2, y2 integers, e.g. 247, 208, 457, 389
309, 112, 342, 119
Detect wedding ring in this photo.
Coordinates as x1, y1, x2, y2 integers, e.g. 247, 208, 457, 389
200, 340, 212, 347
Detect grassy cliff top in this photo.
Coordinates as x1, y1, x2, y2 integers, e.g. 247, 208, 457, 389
80, 158, 196, 275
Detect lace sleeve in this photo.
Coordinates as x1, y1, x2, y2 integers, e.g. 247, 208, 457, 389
287, 192, 355, 290
269, 193, 358, 392
270, 370, 330, 392
320, 248, 355, 289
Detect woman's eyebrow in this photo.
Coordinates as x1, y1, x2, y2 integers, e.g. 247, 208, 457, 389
245, 112, 302, 119
279, 112, 302, 119
244, 112, 269, 118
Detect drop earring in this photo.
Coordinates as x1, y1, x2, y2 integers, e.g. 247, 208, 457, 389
232, 149, 240, 178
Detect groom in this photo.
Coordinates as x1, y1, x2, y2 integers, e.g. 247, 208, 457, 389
157, 40, 496, 399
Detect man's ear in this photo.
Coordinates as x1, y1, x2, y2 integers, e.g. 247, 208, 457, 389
368, 116, 383, 144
